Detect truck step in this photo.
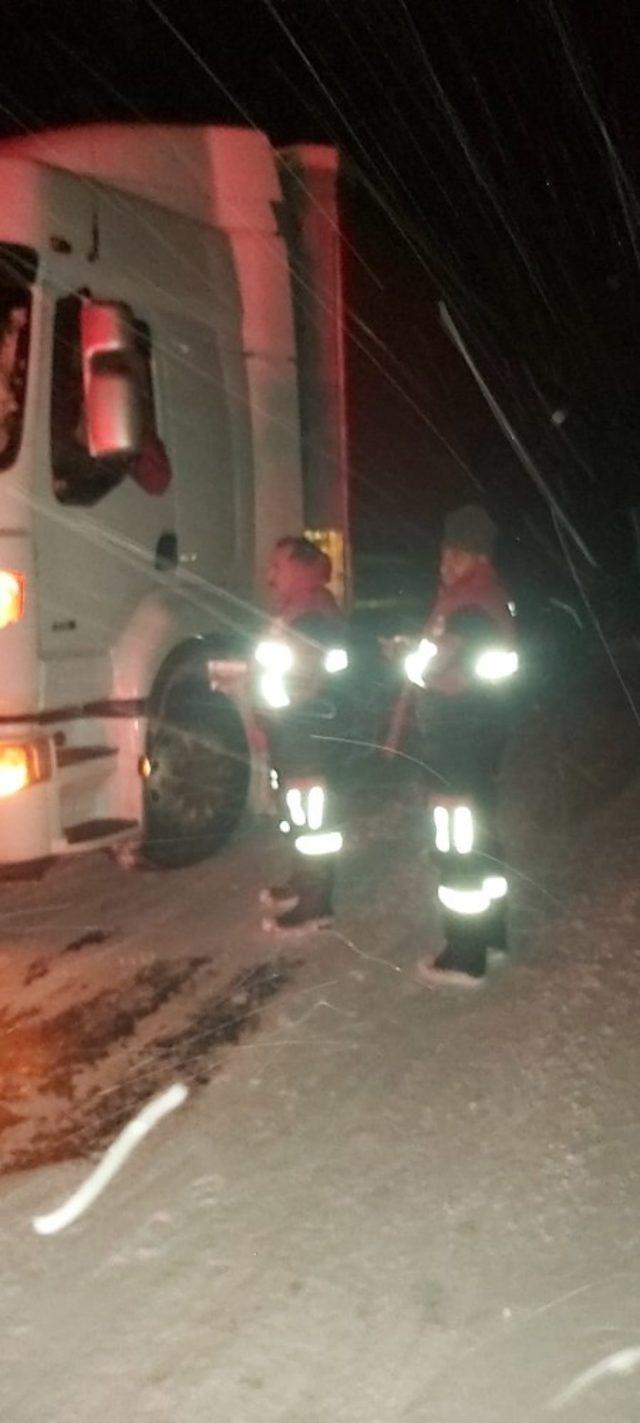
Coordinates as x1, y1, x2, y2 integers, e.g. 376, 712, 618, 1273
56, 745, 118, 769
64, 817, 138, 846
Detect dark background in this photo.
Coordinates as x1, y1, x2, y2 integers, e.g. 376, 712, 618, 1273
2, 0, 640, 614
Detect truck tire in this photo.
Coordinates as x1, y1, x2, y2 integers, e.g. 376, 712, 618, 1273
143, 677, 250, 868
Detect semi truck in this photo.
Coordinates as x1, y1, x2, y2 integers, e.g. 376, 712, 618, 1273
0, 122, 349, 869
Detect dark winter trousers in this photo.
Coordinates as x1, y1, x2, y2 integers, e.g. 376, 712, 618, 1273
265, 703, 343, 909
417, 692, 508, 977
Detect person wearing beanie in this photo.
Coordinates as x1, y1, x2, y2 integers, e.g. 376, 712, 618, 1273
400, 504, 518, 987
254, 536, 350, 934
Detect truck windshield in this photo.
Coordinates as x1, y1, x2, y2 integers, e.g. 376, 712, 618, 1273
0, 245, 35, 473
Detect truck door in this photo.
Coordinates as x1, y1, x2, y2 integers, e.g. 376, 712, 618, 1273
156, 316, 247, 610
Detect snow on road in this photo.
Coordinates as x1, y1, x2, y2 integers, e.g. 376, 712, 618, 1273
1, 673, 640, 1421
0, 819, 300, 1169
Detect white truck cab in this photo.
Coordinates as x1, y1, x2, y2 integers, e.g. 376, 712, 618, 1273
0, 124, 348, 868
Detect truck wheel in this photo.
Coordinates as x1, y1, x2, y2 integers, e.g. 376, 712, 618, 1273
143, 679, 250, 868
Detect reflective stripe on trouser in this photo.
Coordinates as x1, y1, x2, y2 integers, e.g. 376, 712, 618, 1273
429, 796, 506, 894
279, 778, 343, 857
428, 794, 508, 959
430, 796, 479, 857
274, 776, 338, 920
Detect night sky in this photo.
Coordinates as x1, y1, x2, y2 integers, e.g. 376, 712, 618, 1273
2, 0, 640, 599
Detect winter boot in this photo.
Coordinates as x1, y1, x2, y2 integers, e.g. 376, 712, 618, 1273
262, 858, 335, 935
259, 881, 300, 915
416, 957, 485, 990
417, 912, 487, 989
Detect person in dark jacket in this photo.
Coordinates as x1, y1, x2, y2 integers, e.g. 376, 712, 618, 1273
401, 504, 518, 987
255, 536, 350, 934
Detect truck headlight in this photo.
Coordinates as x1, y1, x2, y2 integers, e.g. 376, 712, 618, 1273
0, 570, 25, 629
0, 740, 51, 798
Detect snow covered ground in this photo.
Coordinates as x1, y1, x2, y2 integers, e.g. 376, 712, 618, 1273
1, 662, 640, 1421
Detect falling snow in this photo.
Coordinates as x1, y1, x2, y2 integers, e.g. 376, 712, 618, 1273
0, 1, 638, 1418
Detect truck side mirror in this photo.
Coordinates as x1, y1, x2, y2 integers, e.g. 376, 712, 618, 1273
80, 302, 144, 460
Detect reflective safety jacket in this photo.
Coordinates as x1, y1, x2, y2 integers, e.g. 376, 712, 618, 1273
255, 587, 348, 715
405, 564, 518, 698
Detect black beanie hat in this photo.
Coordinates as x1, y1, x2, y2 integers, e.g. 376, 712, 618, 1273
444, 504, 497, 557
